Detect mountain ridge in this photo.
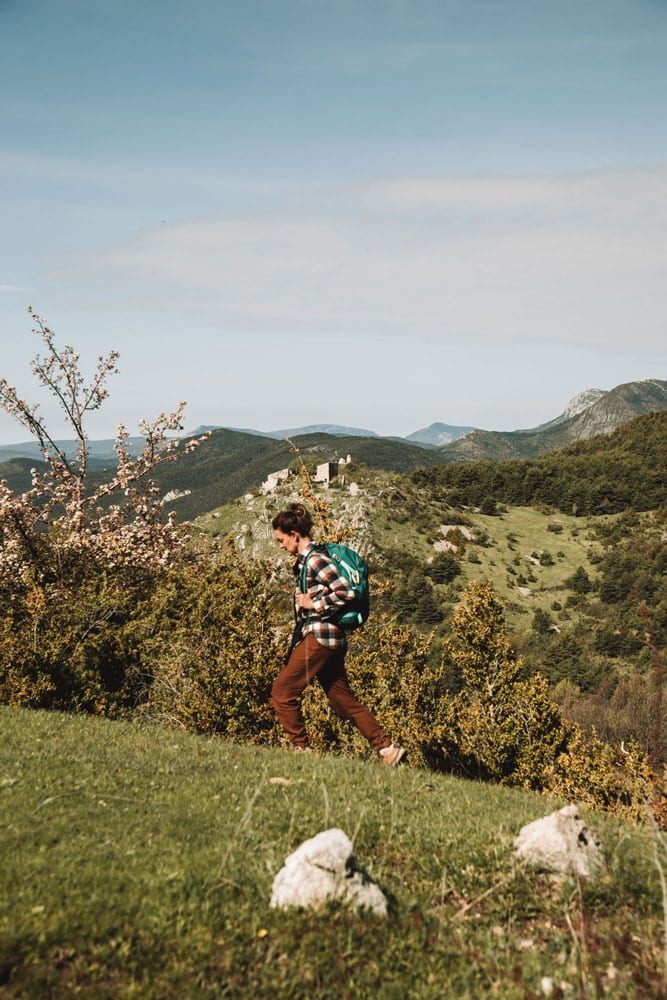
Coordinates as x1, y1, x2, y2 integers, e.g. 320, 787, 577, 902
434, 379, 666, 462
1, 378, 662, 463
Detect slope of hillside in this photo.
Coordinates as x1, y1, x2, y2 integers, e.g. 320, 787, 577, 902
535, 388, 607, 430
3, 706, 660, 996
145, 431, 446, 521
196, 468, 613, 632
139, 428, 293, 521
288, 432, 447, 471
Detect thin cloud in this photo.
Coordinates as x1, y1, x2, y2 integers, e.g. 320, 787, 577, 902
0, 149, 279, 197
54, 166, 667, 352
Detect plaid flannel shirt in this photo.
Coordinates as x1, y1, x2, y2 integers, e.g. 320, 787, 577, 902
294, 544, 356, 650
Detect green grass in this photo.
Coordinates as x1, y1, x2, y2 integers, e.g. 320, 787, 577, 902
452, 506, 606, 632
1, 707, 664, 998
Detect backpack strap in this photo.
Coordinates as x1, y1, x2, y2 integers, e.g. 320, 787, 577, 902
298, 543, 326, 594
298, 554, 308, 594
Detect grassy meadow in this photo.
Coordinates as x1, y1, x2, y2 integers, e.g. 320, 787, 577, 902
1, 706, 664, 998
450, 506, 605, 631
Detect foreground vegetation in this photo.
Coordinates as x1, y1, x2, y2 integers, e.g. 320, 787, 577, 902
1, 706, 665, 999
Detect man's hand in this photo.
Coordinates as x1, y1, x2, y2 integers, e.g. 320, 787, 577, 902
296, 592, 315, 610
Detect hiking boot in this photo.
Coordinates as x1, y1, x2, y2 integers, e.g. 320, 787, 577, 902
293, 745, 313, 753
379, 744, 405, 766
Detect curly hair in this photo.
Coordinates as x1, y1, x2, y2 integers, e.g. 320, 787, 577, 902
272, 502, 314, 537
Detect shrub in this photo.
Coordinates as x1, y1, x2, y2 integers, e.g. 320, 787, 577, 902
141, 546, 284, 740
532, 608, 553, 635
545, 725, 654, 826
0, 312, 209, 713
479, 497, 498, 516
0, 558, 155, 713
567, 566, 593, 594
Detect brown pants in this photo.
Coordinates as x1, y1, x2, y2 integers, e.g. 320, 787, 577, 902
272, 633, 390, 751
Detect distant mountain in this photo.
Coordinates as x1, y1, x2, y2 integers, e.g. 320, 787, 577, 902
270, 423, 379, 440
195, 379, 661, 452
187, 423, 379, 440
0, 437, 146, 467
436, 379, 666, 462
405, 422, 476, 447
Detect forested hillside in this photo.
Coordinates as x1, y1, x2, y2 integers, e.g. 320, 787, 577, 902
107, 429, 446, 521
412, 410, 667, 514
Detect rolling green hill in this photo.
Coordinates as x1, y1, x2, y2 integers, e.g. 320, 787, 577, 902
135, 430, 446, 521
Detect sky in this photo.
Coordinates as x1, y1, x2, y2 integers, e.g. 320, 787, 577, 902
1, 0, 666, 445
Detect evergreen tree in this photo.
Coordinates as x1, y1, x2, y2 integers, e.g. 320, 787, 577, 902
427, 551, 461, 584
442, 582, 566, 787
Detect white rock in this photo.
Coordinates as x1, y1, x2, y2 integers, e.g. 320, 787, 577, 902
160, 488, 192, 505
515, 804, 605, 878
433, 540, 458, 553
270, 828, 388, 917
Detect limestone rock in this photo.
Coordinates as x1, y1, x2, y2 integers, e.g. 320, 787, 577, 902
270, 828, 388, 917
515, 804, 605, 878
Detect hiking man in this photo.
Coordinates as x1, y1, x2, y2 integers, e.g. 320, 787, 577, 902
271, 502, 404, 765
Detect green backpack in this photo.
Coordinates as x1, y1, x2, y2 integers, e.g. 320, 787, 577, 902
300, 542, 370, 630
